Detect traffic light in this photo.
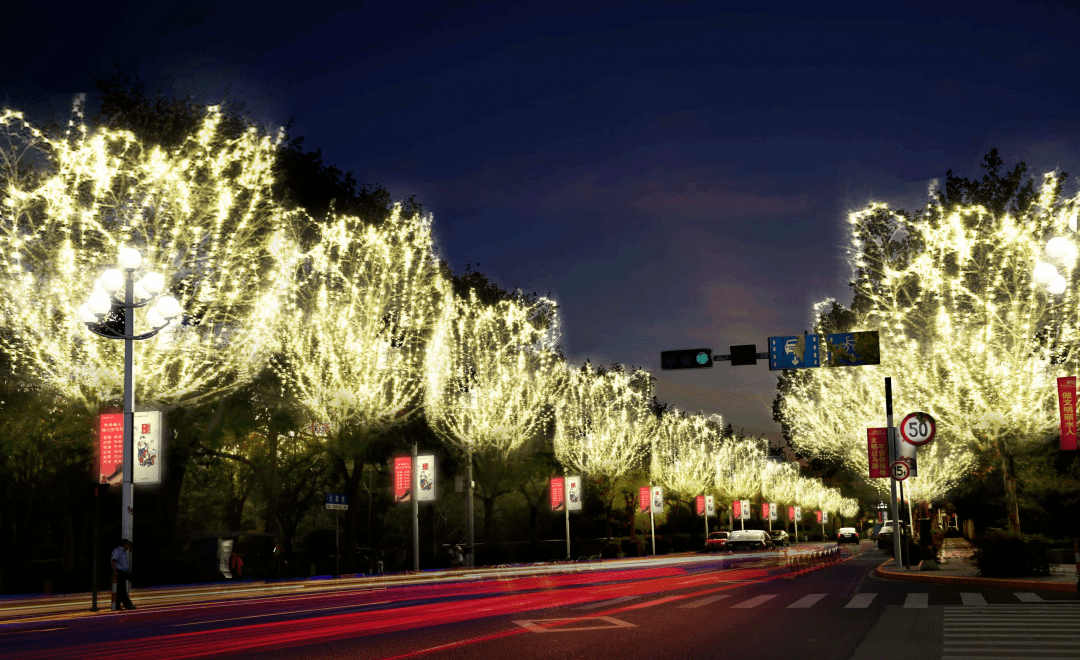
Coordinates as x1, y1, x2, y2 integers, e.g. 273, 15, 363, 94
729, 344, 758, 366
660, 348, 713, 370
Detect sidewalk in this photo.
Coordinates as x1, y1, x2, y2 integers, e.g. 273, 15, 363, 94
875, 536, 1080, 593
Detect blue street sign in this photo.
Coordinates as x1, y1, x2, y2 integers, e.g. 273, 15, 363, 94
768, 335, 820, 370
823, 331, 880, 367
325, 493, 349, 510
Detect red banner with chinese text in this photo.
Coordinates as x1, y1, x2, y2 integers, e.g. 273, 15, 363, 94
393, 456, 412, 502
696, 495, 705, 516
639, 486, 651, 512
99, 413, 124, 485
1058, 377, 1077, 450
867, 427, 889, 477
732, 499, 741, 519
761, 502, 769, 519
550, 477, 565, 511
788, 505, 795, 520
816, 510, 823, 523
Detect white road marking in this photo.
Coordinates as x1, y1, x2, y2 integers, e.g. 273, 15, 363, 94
678, 594, 731, 609
959, 593, 987, 606
787, 594, 826, 609
844, 593, 876, 608
577, 596, 641, 610
1014, 592, 1044, 603
904, 593, 929, 608
731, 595, 776, 609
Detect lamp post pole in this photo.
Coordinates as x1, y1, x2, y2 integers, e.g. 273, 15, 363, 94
122, 269, 135, 544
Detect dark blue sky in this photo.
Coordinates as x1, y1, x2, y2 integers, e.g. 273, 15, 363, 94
5, 1, 1080, 440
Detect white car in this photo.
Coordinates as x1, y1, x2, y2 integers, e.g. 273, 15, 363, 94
837, 527, 860, 544
726, 529, 773, 551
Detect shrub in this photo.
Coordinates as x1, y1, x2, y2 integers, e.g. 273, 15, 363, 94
621, 539, 642, 557
601, 542, 620, 558
972, 532, 1050, 577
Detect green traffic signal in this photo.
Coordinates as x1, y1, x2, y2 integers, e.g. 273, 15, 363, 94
660, 348, 714, 370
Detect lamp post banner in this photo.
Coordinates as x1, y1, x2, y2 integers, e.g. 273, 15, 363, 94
867, 427, 889, 478
696, 495, 705, 516
769, 502, 777, 521
651, 487, 664, 513
566, 476, 582, 511
1058, 377, 1077, 450
816, 510, 823, 523
416, 455, 436, 501
705, 495, 715, 516
639, 486, 651, 513
761, 502, 769, 519
550, 477, 565, 511
393, 456, 412, 502
740, 499, 750, 520
822, 510, 829, 524
788, 505, 795, 520
732, 499, 741, 519
132, 411, 162, 484
99, 413, 124, 485
794, 506, 801, 519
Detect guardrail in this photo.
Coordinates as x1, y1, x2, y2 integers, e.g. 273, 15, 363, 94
784, 546, 841, 579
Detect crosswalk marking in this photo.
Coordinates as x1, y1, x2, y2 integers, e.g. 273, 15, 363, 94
787, 594, 826, 609
678, 594, 730, 609
577, 595, 641, 610
1014, 592, 1044, 603
845, 593, 876, 608
731, 595, 777, 609
959, 593, 987, 606
942, 604, 1080, 660
904, 593, 928, 609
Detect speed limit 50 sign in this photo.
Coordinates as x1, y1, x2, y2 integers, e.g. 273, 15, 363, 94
900, 412, 936, 446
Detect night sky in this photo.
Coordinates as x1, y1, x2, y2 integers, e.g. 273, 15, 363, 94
5, 1, 1080, 442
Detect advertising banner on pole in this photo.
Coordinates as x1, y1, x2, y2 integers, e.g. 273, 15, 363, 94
867, 427, 889, 478
416, 455, 435, 501
769, 503, 777, 522
99, 413, 124, 485
732, 499, 741, 519
566, 476, 582, 511
822, 511, 829, 524
639, 486, 651, 513
816, 510, 823, 523
788, 505, 795, 520
896, 435, 918, 477
795, 506, 802, 519
652, 487, 664, 513
393, 456, 412, 502
705, 495, 715, 517
550, 477, 565, 511
761, 502, 769, 519
133, 411, 162, 484
696, 495, 705, 516
1058, 377, 1077, 450
740, 499, 750, 520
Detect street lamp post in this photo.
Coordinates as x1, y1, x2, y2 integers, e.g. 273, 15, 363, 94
78, 247, 181, 582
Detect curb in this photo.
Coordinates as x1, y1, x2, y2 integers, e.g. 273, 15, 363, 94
875, 559, 1079, 592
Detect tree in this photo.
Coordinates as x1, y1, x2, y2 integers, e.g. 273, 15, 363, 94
649, 410, 717, 534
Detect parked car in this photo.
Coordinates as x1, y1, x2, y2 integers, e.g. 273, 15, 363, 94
705, 531, 729, 550
876, 524, 894, 549
837, 527, 860, 544
769, 529, 790, 547
726, 529, 773, 551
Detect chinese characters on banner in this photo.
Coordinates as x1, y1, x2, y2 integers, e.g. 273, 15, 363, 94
550, 477, 565, 511
866, 428, 889, 478
705, 495, 715, 517
639, 486, 651, 513
732, 499, 741, 519
740, 499, 750, 520
393, 456, 412, 502
133, 411, 162, 484
696, 495, 705, 516
816, 510, 823, 523
788, 505, 795, 520
566, 476, 582, 511
1058, 377, 1077, 450
416, 455, 435, 501
651, 487, 664, 513
99, 413, 124, 485
769, 503, 777, 521
761, 502, 770, 519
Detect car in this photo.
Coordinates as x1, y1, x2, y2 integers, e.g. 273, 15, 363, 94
726, 529, 773, 551
769, 529, 790, 546
876, 525, 894, 549
705, 531, 729, 550
837, 527, 859, 544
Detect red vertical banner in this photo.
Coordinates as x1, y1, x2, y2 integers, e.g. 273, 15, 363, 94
639, 486, 651, 513
761, 502, 769, 519
816, 510, 823, 523
99, 413, 124, 484
878, 510, 884, 523
788, 505, 795, 520
732, 499, 741, 519
550, 477, 565, 511
696, 495, 705, 515
1058, 377, 1077, 450
866, 428, 889, 478
393, 456, 412, 502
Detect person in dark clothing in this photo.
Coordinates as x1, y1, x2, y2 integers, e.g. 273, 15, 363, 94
110, 539, 135, 610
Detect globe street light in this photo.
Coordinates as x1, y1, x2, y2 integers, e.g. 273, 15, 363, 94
79, 247, 181, 564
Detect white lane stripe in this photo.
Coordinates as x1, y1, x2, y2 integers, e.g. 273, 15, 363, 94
577, 595, 641, 610
845, 593, 876, 608
959, 593, 987, 606
944, 657, 1080, 660
787, 594, 826, 609
945, 633, 1080, 638
731, 595, 777, 609
904, 593, 928, 609
944, 640, 1080, 646
1014, 592, 1044, 602
678, 594, 730, 609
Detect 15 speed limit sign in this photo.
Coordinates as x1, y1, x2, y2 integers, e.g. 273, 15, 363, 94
890, 461, 910, 481
900, 412, 936, 446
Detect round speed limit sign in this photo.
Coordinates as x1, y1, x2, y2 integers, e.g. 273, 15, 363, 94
900, 411, 936, 446
890, 461, 910, 481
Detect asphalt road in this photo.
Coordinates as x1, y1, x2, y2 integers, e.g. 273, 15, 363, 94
5, 544, 1079, 660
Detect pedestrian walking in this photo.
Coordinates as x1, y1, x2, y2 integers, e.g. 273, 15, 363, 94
111, 539, 136, 610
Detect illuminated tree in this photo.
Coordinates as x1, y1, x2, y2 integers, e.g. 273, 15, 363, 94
761, 460, 800, 506
776, 153, 1080, 532
649, 410, 718, 530
0, 106, 300, 410
425, 288, 564, 542
272, 207, 450, 549
555, 361, 655, 539
714, 435, 768, 501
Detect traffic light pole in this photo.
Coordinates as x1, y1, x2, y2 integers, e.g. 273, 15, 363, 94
886, 377, 903, 568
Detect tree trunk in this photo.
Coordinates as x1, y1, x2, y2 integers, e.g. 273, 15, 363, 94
624, 491, 637, 542
483, 495, 496, 544
995, 436, 1021, 533
604, 494, 616, 541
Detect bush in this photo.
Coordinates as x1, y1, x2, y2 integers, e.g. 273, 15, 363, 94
621, 539, 642, 557
972, 532, 1050, 577
601, 542, 620, 558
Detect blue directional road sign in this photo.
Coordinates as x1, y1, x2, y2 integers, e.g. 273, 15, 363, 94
823, 331, 880, 367
325, 493, 349, 510
768, 335, 820, 370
